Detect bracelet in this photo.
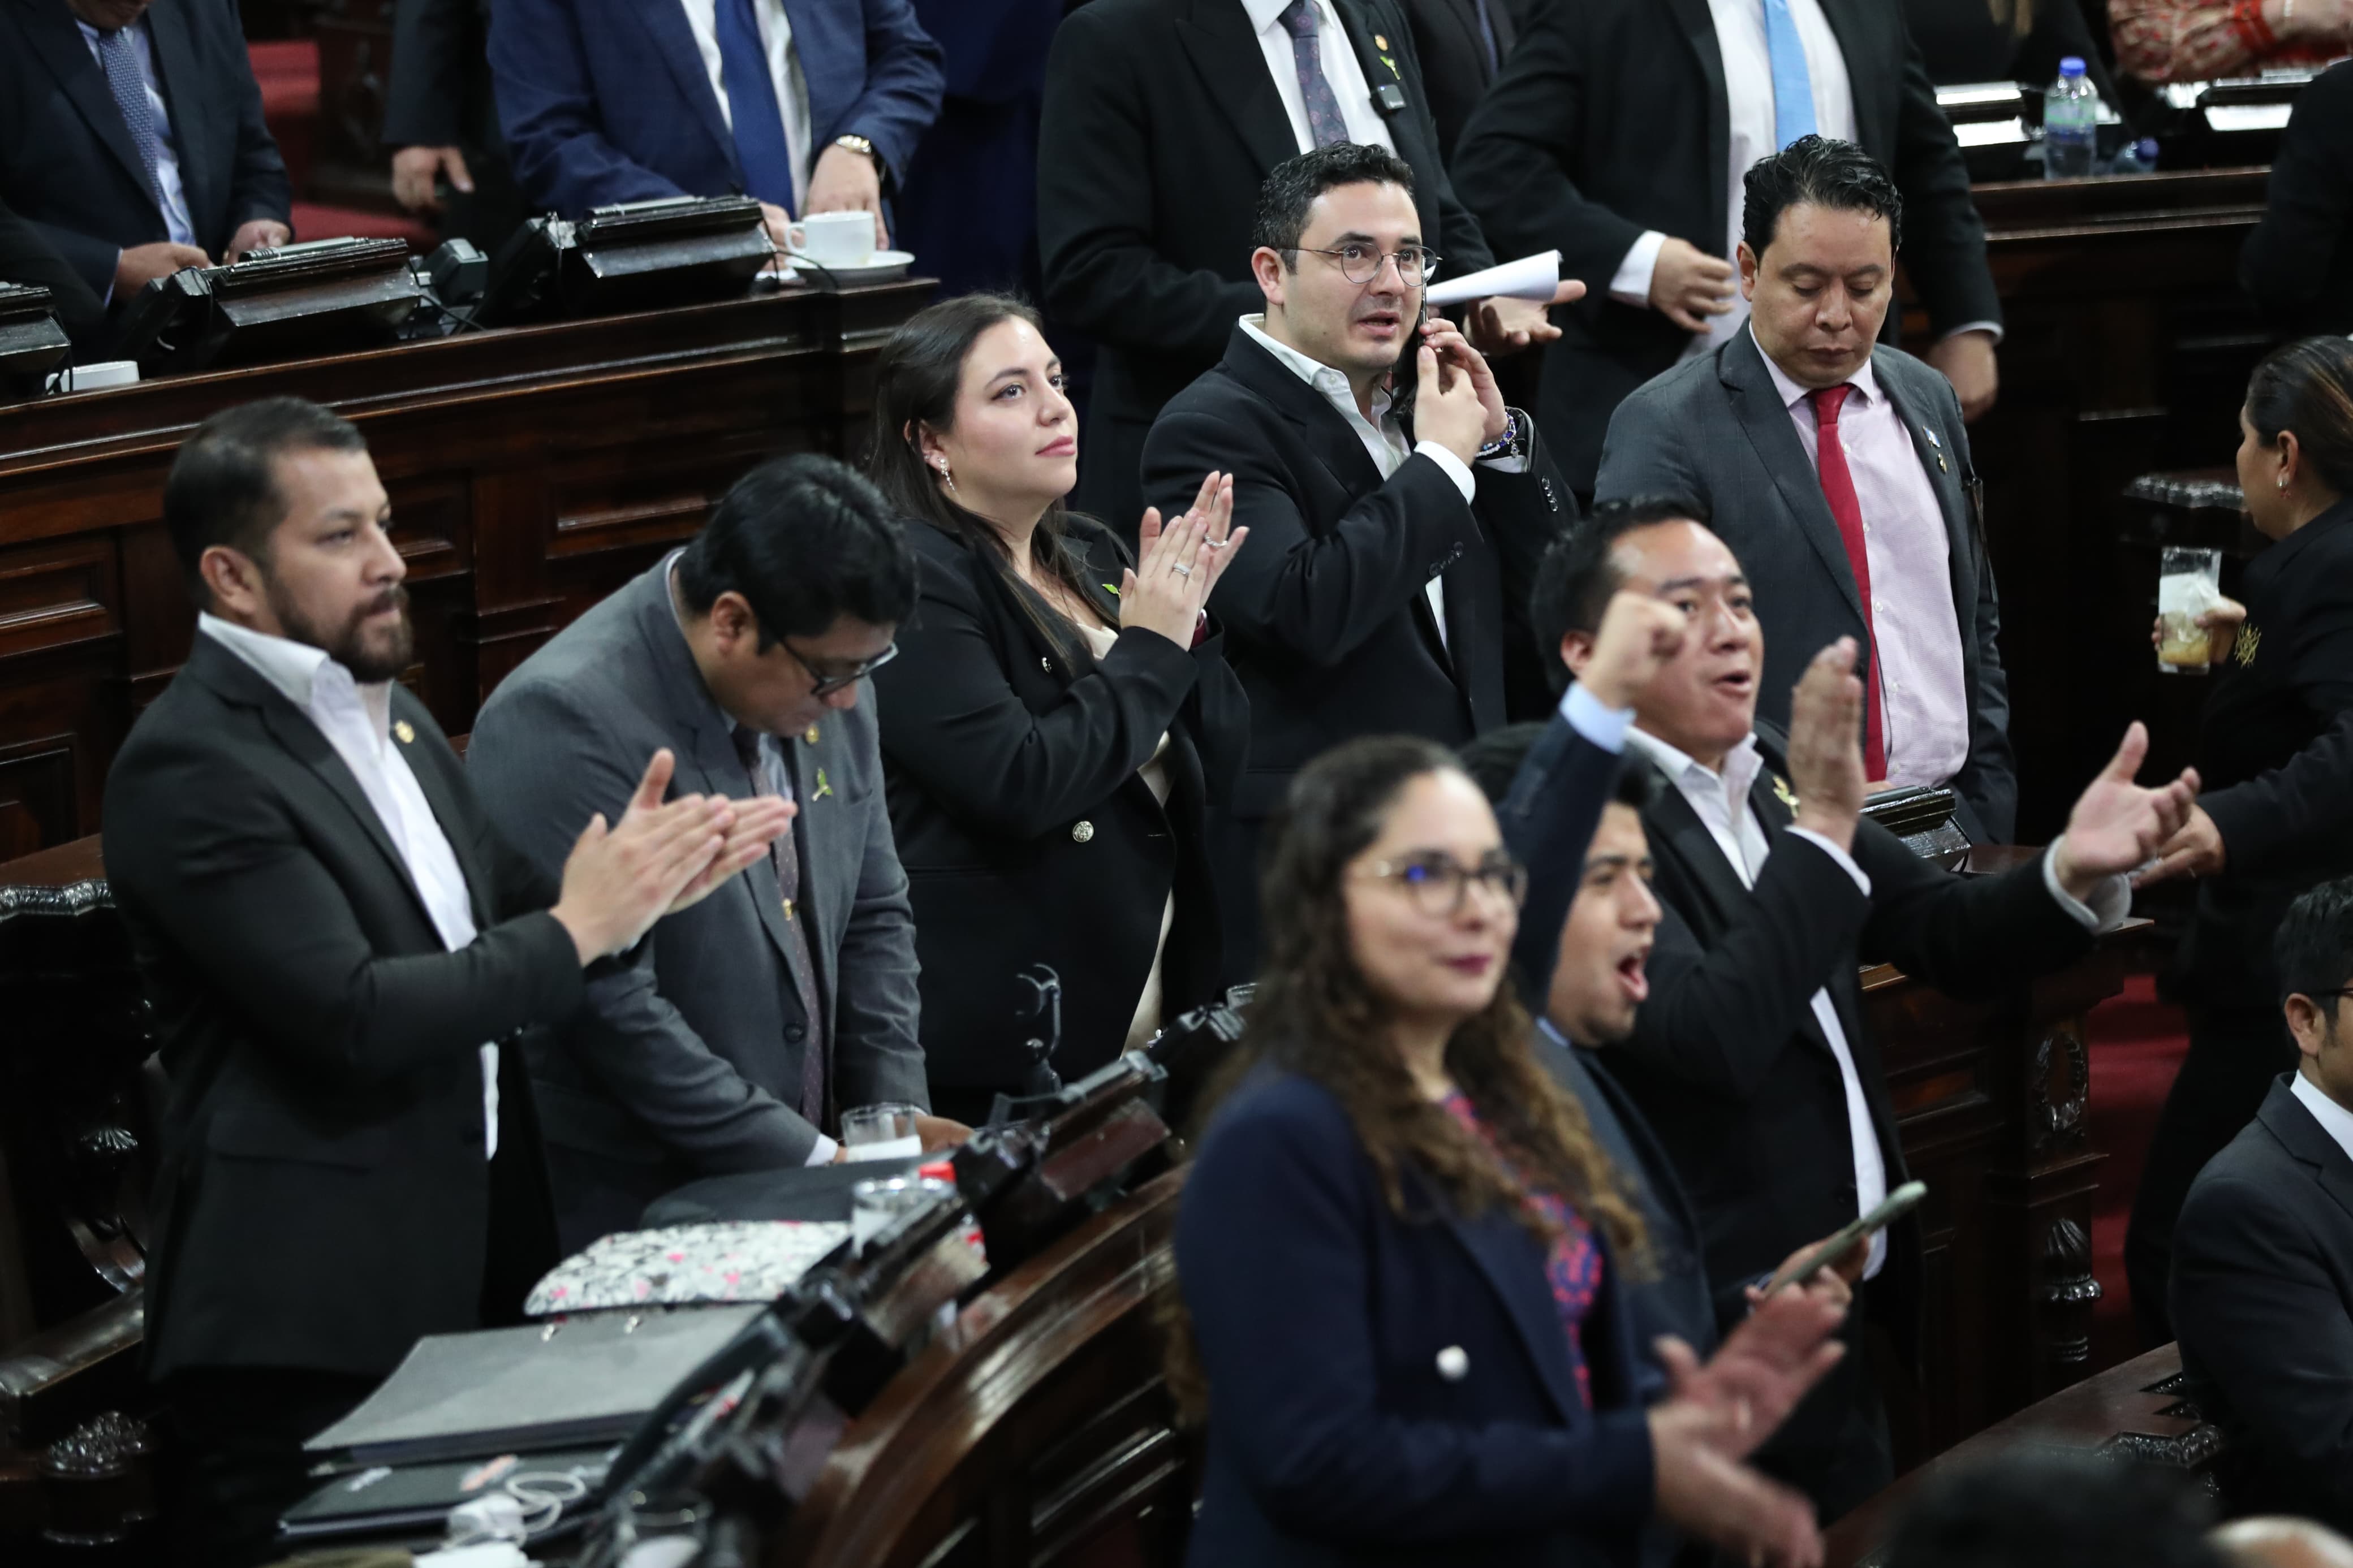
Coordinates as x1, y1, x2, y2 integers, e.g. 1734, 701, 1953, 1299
1476, 408, 1523, 463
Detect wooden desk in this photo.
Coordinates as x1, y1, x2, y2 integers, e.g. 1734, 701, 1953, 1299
1900, 169, 2271, 841
0, 279, 933, 856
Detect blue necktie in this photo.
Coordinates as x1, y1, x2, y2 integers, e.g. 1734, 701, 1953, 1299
95, 28, 163, 208
712, 0, 796, 214
1762, 0, 1817, 150
1278, 0, 1351, 150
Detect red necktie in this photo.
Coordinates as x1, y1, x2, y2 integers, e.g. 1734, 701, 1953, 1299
1807, 385, 1887, 781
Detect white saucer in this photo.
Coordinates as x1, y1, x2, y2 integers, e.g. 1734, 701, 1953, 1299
787, 249, 915, 285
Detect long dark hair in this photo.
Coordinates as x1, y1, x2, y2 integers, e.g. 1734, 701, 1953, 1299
865, 293, 1114, 656
1164, 736, 1649, 1418
2246, 336, 2353, 497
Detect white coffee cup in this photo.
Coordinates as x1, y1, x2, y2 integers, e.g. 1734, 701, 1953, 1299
787, 210, 875, 269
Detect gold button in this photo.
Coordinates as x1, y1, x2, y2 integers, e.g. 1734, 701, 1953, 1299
1071, 820, 1094, 844
804, 725, 821, 745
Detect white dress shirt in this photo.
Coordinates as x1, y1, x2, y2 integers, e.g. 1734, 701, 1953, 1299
2295, 1070, 2353, 1165
1605, 0, 1996, 356
1755, 330, 1971, 791
76, 19, 199, 264
677, 0, 814, 214
196, 612, 501, 1157
1239, 314, 1523, 648
1241, 0, 1398, 156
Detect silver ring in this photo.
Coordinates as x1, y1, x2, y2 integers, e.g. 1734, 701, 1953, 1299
1171, 563, 1194, 577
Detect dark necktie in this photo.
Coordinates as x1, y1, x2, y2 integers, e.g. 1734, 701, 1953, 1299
1470, 0, 1500, 75
1807, 385, 1888, 780
1278, 0, 1351, 150
734, 727, 828, 1129
95, 27, 163, 207
712, 0, 796, 213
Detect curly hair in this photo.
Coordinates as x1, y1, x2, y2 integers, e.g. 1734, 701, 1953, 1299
1164, 736, 1650, 1420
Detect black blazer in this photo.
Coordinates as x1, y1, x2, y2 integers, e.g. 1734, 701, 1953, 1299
871, 515, 1249, 1109
2241, 60, 2353, 339
104, 635, 576, 1381
1400, 0, 1516, 161
0, 0, 292, 300
1177, 1069, 1653, 1567
1901, 0, 2117, 97
1450, 0, 1999, 491
0, 192, 105, 352
1143, 324, 1574, 956
2179, 501, 2353, 1010
1612, 731, 2096, 1350
2174, 1075, 2353, 1531
1037, 0, 1498, 532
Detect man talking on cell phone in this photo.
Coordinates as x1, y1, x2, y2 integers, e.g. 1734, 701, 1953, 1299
1141, 142, 1578, 969
104, 398, 790, 1566
1527, 496, 2197, 1522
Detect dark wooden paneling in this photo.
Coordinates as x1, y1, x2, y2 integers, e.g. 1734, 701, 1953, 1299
0, 280, 933, 848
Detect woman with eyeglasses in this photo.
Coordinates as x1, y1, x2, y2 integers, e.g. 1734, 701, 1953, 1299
865, 293, 1252, 1123
1167, 734, 1851, 1568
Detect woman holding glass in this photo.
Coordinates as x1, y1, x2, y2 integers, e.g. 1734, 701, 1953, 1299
2128, 336, 2353, 1341
1169, 734, 1850, 1567
867, 293, 1251, 1125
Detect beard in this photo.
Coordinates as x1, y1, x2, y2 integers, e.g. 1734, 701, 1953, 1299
265, 576, 415, 684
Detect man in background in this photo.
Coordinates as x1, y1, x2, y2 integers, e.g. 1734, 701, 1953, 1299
385, 0, 527, 252
469, 457, 960, 1252
0, 0, 292, 308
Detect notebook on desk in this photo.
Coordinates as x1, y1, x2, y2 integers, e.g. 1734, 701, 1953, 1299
303, 1303, 768, 1466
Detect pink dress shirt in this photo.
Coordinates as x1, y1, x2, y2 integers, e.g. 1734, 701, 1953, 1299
1756, 332, 1971, 792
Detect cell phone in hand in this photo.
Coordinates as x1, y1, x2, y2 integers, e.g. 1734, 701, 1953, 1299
1764, 1180, 1928, 1296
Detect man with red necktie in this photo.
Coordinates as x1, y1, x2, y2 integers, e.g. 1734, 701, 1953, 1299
1593, 135, 2015, 844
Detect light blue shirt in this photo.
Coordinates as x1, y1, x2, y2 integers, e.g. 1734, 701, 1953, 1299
76, 18, 199, 254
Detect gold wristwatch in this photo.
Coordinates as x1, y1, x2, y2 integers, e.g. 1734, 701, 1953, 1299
833, 133, 881, 172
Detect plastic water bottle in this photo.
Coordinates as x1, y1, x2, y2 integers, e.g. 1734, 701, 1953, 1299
2044, 57, 2099, 179
2110, 135, 2161, 175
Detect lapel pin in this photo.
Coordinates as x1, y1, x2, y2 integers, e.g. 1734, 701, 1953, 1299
1772, 774, 1800, 812
1374, 32, 1389, 49
392, 720, 415, 744
803, 724, 820, 745
814, 767, 835, 801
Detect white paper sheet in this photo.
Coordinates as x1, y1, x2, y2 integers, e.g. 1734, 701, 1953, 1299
1426, 250, 1562, 306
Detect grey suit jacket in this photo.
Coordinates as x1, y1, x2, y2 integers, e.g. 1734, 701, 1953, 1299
1593, 330, 2016, 842
467, 559, 926, 1238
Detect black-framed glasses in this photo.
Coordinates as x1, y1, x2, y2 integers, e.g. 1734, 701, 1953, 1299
1357, 850, 1528, 917
781, 637, 898, 698
1294, 243, 1442, 287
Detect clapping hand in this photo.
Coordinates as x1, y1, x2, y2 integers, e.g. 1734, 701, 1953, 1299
1647, 1398, 1825, 1568
2052, 722, 2200, 901
1784, 638, 1868, 853
551, 750, 741, 962
1121, 472, 1247, 647
1656, 1281, 1848, 1465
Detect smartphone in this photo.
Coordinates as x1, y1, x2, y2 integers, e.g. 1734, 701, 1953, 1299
1764, 1180, 1927, 1295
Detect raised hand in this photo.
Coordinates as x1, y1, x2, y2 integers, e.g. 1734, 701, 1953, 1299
1413, 343, 1489, 465
1122, 473, 1246, 647
1655, 1281, 1847, 1464
551, 750, 738, 961
1648, 1399, 1825, 1568
2052, 722, 2201, 901
1785, 638, 1868, 853
2137, 804, 2227, 886
667, 793, 795, 914
1420, 317, 1509, 447
1581, 590, 1687, 710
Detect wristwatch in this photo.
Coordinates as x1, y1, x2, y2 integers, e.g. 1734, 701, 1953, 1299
833, 133, 881, 172
1476, 408, 1527, 464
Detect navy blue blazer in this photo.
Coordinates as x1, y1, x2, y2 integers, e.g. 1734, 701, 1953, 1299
490, 0, 945, 218
1177, 1071, 1654, 1567
0, 0, 291, 299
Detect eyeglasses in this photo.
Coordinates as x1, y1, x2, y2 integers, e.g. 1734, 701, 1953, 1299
780, 637, 898, 698
1294, 243, 1442, 287
1357, 851, 1528, 917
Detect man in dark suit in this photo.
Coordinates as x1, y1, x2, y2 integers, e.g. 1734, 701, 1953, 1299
0, 0, 292, 308
2241, 59, 2353, 339
1040, 0, 1567, 533
1596, 138, 2016, 843
2174, 876, 2353, 1532
468, 457, 960, 1252
489, 0, 943, 256
0, 193, 105, 351
104, 398, 781, 1566
1529, 498, 2195, 1519
1451, 0, 2001, 494
384, 0, 527, 253
1143, 142, 1573, 964
1398, 0, 1514, 161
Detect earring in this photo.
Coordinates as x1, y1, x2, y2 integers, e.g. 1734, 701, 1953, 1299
2279, 474, 2290, 491
933, 459, 956, 496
